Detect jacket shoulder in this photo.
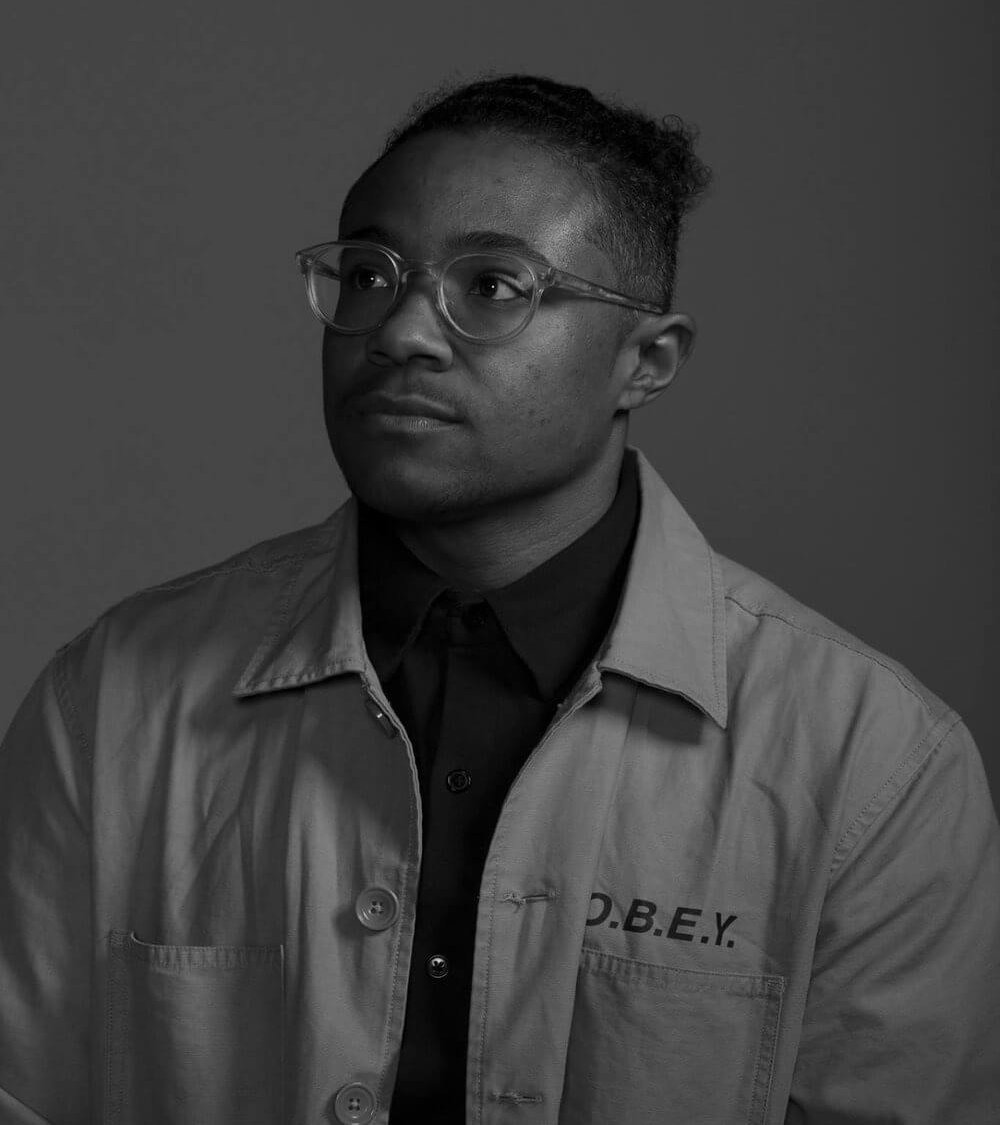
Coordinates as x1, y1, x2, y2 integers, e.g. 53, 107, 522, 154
715, 550, 952, 724
134, 515, 337, 593
54, 512, 343, 702
712, 550, 972, 852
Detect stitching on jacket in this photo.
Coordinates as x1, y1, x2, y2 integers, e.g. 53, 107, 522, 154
594, 662, 712, 721
233, 516, 351, 691
107, 514, 337, 605
235, 550, 319, 689
245, 661, 356, 689
580, 945, 786, 991
375, 701, 419, 1105
828, 712, 962, 880
489, 1092, 544, 1104
724, 594, 936, 721
500, 890, 558, 907
746, 959, 784, 1125
707, 548, 724, 712
52, 641, 93, 766
105, 932, 128, 1122
475, 840, 504, 1122
149, 554, 302, 592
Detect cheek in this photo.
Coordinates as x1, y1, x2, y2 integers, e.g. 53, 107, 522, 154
484, 374, 601, 471
488, 364, 567, 437
505, 332, 615, 434
518, 364, 559, 425
321, 334, 362, 391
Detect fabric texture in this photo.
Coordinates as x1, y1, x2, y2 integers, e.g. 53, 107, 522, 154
358, 451, 639, 1120
0, 445, 997, 1125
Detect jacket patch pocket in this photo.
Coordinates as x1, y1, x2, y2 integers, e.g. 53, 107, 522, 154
105, 931, 283, 1125
560, 947, 783, 1125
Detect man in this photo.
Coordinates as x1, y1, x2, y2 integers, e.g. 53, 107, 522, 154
0, 72, 997, 1125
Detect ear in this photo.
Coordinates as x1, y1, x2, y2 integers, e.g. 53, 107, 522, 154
613, 313, 697, 412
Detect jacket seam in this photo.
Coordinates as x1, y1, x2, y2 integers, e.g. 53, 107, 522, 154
371, 694, 418, 1107
579, 945, 784, 988
707, 549, 725, 715
52, 640, 93, 766
828, 711, 963, 881
92, 514, 337, 609
474, 821, 503, 1122
724, 594, 935, 722
233, 549, 317, 692
129, 552, 306, 595
231, 518, 347, 692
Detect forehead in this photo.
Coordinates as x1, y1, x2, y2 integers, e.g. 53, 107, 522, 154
339, 130, 609, 277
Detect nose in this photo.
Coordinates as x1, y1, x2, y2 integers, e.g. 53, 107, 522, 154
365, 268, 452, 369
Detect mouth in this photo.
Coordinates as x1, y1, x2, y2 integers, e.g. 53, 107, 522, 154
356, 412, 456, 433
351, 390, 462, 425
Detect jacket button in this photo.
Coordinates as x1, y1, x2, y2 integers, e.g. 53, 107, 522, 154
426, 953, 450, 979
445, 768, 472, 793
354, 886, 400, 931
332, 1081, 377, 1124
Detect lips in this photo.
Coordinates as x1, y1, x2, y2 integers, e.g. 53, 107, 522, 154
353, 389, 460, 422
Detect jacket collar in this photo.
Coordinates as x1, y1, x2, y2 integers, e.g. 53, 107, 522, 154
598, 447, 728, 728
233, 446, 728, 729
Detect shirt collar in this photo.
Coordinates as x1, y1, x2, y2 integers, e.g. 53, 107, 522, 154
233, 445, 728, 729
356, 450, 640, 702
355, 504, 448, 685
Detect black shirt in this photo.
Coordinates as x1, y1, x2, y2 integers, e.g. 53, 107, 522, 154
358, 449, 640, 1121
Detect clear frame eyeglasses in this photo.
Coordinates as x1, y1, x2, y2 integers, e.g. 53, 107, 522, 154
295, 240, 665, 344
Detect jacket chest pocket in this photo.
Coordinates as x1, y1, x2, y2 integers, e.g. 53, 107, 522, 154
105, 931, 284, 1125
560, 947, 784, 1125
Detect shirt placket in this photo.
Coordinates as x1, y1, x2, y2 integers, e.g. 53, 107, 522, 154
391, 595, 548, 1121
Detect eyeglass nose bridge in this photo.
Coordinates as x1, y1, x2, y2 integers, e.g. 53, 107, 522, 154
359, 249, 542, 344
397, 258, 443, 284
381, 257, 451, 329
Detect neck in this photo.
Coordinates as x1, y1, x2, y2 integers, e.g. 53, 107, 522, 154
393, 448, 626, 592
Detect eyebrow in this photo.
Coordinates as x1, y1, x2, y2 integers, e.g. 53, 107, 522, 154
342, 224, 554, 266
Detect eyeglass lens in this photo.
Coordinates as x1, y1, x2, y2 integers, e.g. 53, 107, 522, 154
308, 244, 537, 339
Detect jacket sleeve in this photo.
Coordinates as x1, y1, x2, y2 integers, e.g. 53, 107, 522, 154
0, 649, 92, 1124
786, 716, 1000, 1124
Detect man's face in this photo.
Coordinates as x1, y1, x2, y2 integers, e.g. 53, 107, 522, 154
323, 129, 632, 525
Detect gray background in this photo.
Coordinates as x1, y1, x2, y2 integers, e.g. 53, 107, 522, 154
2, 2, 996, 809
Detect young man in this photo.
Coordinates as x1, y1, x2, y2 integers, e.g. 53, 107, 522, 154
1, 74, 997, 1125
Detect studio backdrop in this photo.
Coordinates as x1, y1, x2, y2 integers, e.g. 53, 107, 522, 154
2, 1, 995, 809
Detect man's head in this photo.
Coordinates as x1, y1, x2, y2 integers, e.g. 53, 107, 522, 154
319, 73, 711, 527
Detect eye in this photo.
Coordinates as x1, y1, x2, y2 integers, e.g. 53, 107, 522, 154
346, 265, 392, 291
468, 271, 531, 302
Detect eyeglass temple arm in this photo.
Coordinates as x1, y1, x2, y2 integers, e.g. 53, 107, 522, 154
548, 267, 665, 315
296, 249, 340, 280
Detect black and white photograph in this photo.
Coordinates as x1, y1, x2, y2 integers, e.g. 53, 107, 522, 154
1, 3, 996, 1122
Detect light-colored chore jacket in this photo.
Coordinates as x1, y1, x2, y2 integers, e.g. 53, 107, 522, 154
1, 446, 997, 1125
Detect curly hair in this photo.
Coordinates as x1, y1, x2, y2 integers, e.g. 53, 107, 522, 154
377, 72, 713, 326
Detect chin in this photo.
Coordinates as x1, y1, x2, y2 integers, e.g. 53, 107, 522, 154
334, 445, 481, 526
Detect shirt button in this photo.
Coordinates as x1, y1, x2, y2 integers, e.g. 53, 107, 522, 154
354, 886, 400, 931
427, 954, 450, 979
445, 768, 472, 793
332, 1082, 377, 1124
